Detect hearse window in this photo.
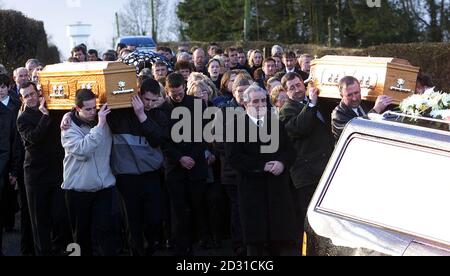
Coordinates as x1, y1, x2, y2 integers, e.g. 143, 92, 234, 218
317, 135, 450, 245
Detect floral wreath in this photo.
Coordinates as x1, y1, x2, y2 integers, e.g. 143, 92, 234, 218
399, 91, 450, 121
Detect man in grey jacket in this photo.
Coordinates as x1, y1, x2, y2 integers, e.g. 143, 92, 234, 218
61, 89, 120, 256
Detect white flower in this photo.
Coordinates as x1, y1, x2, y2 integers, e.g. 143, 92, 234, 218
430, 109, 450, 119
442, 93, 450, 108
400, 92, 450, 118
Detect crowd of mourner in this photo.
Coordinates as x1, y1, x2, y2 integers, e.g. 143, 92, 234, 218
0, 42, 434, 256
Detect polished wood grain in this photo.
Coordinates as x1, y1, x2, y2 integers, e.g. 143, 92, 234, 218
309, 56, 420, 104
39, 61, 138, 110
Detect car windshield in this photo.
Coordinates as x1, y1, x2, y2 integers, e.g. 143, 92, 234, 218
317, 135, 450, 246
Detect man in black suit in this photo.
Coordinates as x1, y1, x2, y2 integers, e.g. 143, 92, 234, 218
297, 54, 312, 81
226, 84, 298, 256
331, 76, 393, 142
11, 67, 30, 100
279, 72, 335, 245
17, 82, 70, 256
256, 58, 277, 90
283, 52, 309, 81
161, 73, 209, 256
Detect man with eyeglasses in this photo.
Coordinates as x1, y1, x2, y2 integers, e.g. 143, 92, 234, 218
161, 72, 208, 256
279, 72, 335, 247
17, 82, 70, 256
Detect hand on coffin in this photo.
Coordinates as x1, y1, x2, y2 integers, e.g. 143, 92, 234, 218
308, 87, 320, 106
39, 97, 49, 116
98, 104, 111, 127
132, 95, 147, 123
373, 95, 394, 114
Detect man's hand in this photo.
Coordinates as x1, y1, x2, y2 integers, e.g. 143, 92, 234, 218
309, 87, 320, 106
180, 156, 196, 170
97, 104, 111, 127
151, 97, 166, 110
9, 174, 17, 186
373, 95, 393, 114
207, 154, 216, 166
39, 97, 49, 115
60, 112, 72, 131
132, 95, 147, 123
264, 162, 274, 172
268, 161, 285, 176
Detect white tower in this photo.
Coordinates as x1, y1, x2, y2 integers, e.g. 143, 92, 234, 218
66, 22, 92, 49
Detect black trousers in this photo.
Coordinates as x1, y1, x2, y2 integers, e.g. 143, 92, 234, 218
167, 175, 208, 255
65, 187, 121, 256
223, 184, 245, 253
25, 184, 71, 256
16, 177, 34, 255
0, 183, 3, 253
205, 180, 227, 243
116, 171, 162, 256
0, 178, 17, 230
293, 185, 316, 246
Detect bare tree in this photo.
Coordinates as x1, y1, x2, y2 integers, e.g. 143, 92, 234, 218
157, 0, 181, 41
118, 0, 181, 41
400, 0, 449, 41
118, 0, 153, 36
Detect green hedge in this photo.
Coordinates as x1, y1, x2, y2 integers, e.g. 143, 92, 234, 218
161, 41, 450, 91
0, 10, 60, 74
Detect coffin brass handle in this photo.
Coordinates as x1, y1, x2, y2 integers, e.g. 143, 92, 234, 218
113, 89, 134, 95
390, 79, 413, 93
113, 81, 134, 95
50, 85, 67, 98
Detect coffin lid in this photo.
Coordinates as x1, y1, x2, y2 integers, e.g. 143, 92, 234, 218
39, 61, 135, 76
312, 55, 417, 69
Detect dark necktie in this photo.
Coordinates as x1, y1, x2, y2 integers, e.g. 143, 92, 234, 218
357, 108, 364, 117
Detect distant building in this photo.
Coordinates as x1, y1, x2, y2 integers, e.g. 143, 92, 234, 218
67, 22, 92, 49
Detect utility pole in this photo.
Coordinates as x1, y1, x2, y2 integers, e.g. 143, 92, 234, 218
244, 0, 251, 41
255, 0, 260, 41
151, 0, 157, 41
114, 12, 120, 48
115, 12, 120, 38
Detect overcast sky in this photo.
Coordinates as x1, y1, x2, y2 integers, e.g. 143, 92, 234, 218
2, 0, 178, 59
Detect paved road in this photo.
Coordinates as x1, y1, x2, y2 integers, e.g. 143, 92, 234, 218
3, 213, 234, 257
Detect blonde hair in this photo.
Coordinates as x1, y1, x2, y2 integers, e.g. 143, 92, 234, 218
187, 72, 219, 98
270, 85, 286, 106
186, 80, 215, 101
249, 49, 263, 68
232, 72, 254, 93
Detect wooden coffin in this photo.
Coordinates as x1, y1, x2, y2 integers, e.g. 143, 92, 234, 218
39, 61, 138, 110
309, 56, 420, 104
